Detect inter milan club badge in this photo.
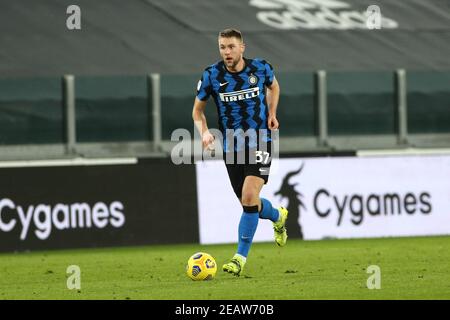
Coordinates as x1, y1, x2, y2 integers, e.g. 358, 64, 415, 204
248, 74, 258, 86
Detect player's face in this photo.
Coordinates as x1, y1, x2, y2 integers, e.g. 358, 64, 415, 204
218, 37, 245, 69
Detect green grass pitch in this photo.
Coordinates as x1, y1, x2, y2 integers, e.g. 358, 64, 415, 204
0, 236, 449, 300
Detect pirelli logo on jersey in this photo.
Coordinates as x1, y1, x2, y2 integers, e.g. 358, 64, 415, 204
219, 87, 260, 102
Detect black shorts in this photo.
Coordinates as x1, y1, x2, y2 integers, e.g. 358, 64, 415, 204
224, 147, 272, 199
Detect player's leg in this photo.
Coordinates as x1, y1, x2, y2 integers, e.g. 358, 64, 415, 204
248, 142, 284, 223
248, 160, 289, 247
224, 163, 244, 199
259, 198, 279, 222
237, 175, 265, 257
259, 198, 288, 246
222, 163, 245, 275
223, 175, 264, 276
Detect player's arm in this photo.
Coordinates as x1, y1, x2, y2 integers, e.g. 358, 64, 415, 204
266, 77, 280, 130
192, 97, 214, 149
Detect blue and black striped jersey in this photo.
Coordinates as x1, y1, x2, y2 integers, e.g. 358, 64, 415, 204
196, 58, 275, 152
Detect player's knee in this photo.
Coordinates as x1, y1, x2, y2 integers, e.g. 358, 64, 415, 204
241, 190, 259, 206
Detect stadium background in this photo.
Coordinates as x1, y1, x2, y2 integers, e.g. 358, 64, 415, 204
1, 0, 449, 252
0, 0, 449, 301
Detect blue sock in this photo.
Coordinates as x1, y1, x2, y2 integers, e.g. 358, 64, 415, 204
259, 198, 280, 222
237, 206, 259, 258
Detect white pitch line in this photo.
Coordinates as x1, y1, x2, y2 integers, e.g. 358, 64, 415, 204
0, 157, 138, 168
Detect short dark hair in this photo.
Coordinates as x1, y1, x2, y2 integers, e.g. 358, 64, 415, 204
218, 28, 243, 42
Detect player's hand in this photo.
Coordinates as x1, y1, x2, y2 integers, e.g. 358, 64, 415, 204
268, 114, 279, 130
202, 131, 215, 150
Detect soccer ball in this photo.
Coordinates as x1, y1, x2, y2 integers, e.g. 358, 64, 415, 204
186, 252, 217, 281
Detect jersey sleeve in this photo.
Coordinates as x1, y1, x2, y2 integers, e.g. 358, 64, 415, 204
196, 69, 213, 101
264, 61, 275, 87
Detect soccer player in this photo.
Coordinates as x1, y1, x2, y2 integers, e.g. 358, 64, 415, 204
192, 28, 288, 276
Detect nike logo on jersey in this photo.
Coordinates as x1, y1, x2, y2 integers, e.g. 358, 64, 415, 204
220, 82, 228, 87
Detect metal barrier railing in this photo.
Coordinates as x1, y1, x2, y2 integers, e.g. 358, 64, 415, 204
0, 70, 449, 160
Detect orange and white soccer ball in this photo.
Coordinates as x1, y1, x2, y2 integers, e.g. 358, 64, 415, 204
186, 252, 217, 281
